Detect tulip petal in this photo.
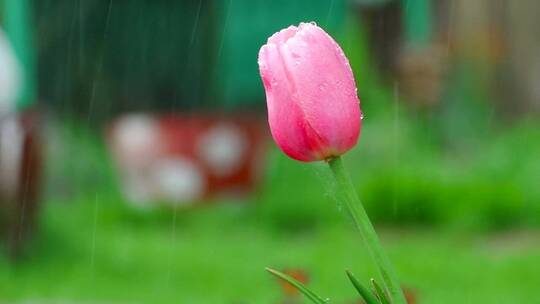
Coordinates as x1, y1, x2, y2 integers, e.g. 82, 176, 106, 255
259, 43, 321, 161
282, 23, 361, 157
267, 25, 298, 45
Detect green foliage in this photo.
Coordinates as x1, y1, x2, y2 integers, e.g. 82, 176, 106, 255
346, 270, 379, 304
1, 122, 540, 302
2, 198, 540, 303
359, 115, 540, 230
255, 150, 343, 231
48, 107, 540, 234
371, 278, 391, 304
255, 113, 540, 231
35, 0, 215, 121
266, 267, 328, 304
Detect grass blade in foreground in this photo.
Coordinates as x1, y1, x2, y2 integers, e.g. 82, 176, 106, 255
371, 278, 391, 304
328, 156, 407, 304
346, 270, 379, 304
266, 267, 327, 304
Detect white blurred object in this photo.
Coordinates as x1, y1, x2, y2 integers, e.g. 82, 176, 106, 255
112, 114, 161, 163
0, 28, 22, 114
110, 114, 161, 207
151, 158, 205, 204
197, 123, 247, 177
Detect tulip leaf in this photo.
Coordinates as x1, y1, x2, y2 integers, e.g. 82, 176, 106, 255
346, 270, 380, 304
371, 278, 391, 304
266, 267, 328, 304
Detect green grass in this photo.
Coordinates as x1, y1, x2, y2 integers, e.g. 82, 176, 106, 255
3, 115, 540, 303
1, 198, 540, 303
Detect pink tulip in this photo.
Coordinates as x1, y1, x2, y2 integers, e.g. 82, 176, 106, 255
258, 22, 362, 162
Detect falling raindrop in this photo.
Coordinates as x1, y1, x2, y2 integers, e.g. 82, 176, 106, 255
392, 81, 400, 217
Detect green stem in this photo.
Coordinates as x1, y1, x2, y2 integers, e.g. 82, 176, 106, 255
328, 156, 407, 304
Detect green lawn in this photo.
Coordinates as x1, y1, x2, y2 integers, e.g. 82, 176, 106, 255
2, 119, 540, 303
1, 198, 539, 303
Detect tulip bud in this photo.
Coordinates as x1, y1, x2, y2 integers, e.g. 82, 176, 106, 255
258, 22, 362, 162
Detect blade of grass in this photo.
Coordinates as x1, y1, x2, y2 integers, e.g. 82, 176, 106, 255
346, 270, 379, 304
266, 267, 327, 304
371, 278, 391, 304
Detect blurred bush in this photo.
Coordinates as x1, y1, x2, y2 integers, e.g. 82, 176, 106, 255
254, 112, 540, 232
255, 150, 342, 231
36, 0, 215, 120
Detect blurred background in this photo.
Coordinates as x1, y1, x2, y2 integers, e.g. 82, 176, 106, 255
1, 0, 540, 303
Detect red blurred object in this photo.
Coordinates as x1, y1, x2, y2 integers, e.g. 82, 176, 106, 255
403, 286, 417, 304
0, 110, 43, 258
108, 112, 267, 207
278, 269, 310, 297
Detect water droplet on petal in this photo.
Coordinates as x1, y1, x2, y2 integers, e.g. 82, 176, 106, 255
291, 51, 301, 65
